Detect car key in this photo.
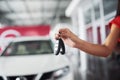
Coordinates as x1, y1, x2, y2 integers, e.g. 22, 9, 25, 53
54, 39, 61, 55
54, 39, 65, 55
59, 39, 65, 55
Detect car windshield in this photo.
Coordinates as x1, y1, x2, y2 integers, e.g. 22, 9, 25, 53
2, 40, 53, 56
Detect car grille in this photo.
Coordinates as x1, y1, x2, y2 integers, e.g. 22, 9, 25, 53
7, 74, 36, 80
0, 66, 69, 80
0, 71, 54, 80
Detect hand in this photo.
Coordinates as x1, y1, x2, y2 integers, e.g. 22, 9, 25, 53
55, 28, 78, 48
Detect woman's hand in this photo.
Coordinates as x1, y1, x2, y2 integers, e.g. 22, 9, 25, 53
55, 28, 79, 48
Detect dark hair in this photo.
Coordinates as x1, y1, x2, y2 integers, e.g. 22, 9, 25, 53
115, 0, 120, 17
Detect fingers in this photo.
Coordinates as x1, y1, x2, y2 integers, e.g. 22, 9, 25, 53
55, 33, 60, 40
59, 28, 68, 34
55, 28, 70, 40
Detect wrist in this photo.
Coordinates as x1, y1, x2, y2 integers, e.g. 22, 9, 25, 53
70, 34, 80, 48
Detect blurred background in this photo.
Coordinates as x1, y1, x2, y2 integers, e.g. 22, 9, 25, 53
0, 0, 119, 80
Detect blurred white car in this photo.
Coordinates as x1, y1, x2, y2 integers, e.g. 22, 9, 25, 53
0, 36, 74, 80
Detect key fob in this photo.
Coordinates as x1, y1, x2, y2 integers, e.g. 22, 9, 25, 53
54, 39, 65, 55
54, 39, 61, 55
59, 39, 65, 55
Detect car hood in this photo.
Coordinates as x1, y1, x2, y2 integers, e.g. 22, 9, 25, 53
0, 54, 69, 76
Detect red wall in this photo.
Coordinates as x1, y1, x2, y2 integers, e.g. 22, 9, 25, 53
0, 25, 50, 38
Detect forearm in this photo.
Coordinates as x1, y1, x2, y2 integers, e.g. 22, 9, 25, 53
74, 39, 112, 57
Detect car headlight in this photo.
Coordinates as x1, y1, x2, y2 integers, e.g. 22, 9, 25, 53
53, 66, 70, 79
